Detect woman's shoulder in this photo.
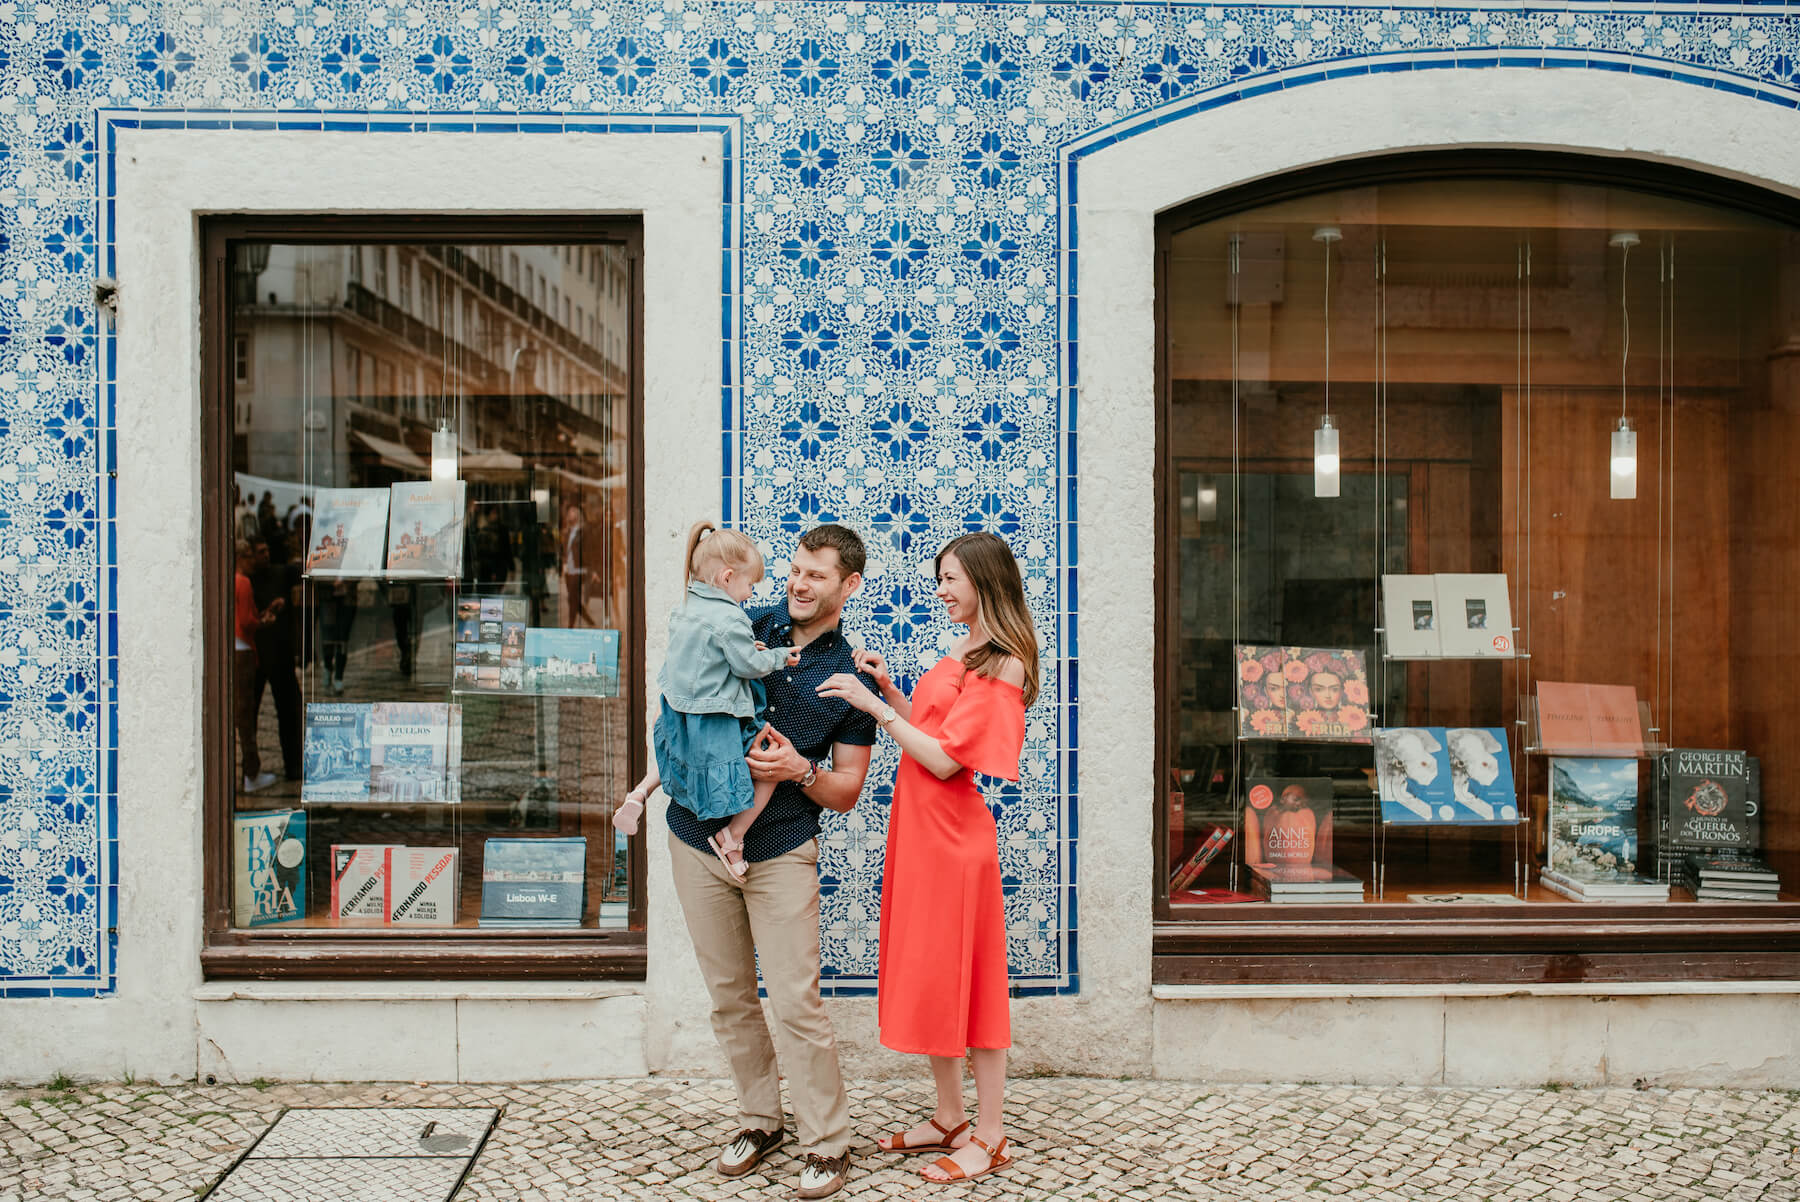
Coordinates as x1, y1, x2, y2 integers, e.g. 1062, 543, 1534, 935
989, 655, 1027, 688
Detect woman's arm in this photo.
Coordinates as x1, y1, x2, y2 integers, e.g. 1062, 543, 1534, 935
817, 671, 966, 780
851, 649, 913, 722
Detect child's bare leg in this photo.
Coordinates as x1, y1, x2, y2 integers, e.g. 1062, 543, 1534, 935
721, 776, 776, 850
613, 764, 660, 835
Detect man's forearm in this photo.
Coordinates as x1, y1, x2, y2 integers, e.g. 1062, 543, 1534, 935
804, 763, 864, 814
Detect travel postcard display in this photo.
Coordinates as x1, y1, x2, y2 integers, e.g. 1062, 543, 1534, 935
1235, 645, 1372, 742
451, 598, 621, 697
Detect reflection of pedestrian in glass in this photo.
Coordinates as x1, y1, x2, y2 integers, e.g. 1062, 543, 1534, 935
317, 578, 358, 695
561, 498, 598, 628
252, 536, 305, 781
234, 538, 281, 794
470, 505, 512, 591
389, 581, 416, 678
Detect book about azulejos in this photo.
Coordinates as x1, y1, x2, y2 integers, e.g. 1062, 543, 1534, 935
384, 480, 466, 577
480, 837, 587, 927
388, 846, 461, 926
301, 702, 372, 804
232, 809, 307, 928
304, 487, 390, 576
368, 701, 462, 804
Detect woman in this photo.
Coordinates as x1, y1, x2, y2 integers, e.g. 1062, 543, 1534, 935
817, 531, 1038, 1184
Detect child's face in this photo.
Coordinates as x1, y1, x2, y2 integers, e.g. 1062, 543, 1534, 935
716, 563, 757, 604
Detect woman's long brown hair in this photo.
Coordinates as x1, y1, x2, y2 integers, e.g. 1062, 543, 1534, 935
935, 531, 1040, 708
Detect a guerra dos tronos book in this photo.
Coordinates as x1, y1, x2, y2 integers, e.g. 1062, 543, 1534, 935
232, 809, 307, 928
304, 487, 390, 576
1662, 749, 1756, 854
480, 838, 587, 928
368, 702, 462, 804
385, 480, 466, 577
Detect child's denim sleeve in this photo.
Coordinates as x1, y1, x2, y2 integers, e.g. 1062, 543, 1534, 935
713, 610, 789, 680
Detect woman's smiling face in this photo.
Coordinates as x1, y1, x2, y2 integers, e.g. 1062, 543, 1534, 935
935, 551, 979, 626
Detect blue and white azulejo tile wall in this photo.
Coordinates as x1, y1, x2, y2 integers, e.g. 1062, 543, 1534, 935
5, 2, 1800, 998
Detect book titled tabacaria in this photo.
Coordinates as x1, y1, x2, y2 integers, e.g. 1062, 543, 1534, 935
232, 809, 307, 928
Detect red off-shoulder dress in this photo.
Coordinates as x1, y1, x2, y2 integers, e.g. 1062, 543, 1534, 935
877, 657, 1027, 1056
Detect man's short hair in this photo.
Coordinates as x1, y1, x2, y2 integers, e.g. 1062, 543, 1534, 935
798, 523, 866, 579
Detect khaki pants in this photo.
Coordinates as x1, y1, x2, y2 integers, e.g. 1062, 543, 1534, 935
668, 830, 851, 1158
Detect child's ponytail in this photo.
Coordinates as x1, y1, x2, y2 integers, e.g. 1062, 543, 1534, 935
682, 518, 718, 601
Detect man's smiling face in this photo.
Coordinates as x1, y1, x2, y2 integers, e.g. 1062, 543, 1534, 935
786, 543, 857, 626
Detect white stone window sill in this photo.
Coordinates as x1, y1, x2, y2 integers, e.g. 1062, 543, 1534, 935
1153, 981, 1800, 1000
194, 981, 645, 1003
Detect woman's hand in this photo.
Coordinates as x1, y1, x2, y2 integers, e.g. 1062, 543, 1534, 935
817, 672, 882, 714
852, 648, 891, 691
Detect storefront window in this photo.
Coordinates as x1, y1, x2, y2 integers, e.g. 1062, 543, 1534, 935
1158, 161, 1800, 934
204, 219, 643, 974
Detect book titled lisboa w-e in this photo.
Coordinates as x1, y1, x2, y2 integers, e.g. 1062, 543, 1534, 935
480, 838, 587, 928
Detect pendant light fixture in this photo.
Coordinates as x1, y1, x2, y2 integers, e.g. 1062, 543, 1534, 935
430, 419, 458, 481
1609, 231, 1639, 500
1313, 226, 1341, 498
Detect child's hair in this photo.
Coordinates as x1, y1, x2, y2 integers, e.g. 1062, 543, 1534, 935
683, 519, 764, 596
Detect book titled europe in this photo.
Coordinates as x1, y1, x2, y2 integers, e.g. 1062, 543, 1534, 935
1546, 757, 1649, 885
232, 809, 307, 928
385, 480, 466, 577
523, 627, 621, 697
1664, 749, 1756, 853
388, 846, 461, 927
1234, 644, 1372, 743
304, 487, 390, 576
301, 702, 372, 804
479, 838, 587, 928
1375, 727, 1519, 824
368, 701, 462, 804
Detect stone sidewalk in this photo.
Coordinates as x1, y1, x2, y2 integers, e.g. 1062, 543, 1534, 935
2, 1076, 1796, 1201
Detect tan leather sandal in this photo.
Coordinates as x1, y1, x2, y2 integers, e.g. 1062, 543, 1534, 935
877, 1116, 969, 1153
920, 1132, 1011, 1182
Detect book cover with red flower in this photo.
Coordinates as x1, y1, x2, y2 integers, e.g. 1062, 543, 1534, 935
1236, 644, 1372, 743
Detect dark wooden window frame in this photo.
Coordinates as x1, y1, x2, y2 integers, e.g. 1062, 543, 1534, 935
1153, 150, 1800, 985
201, 215, 648, 979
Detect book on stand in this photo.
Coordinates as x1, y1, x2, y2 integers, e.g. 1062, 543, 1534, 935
301, 702, 372, 804
330, 843, 399, 926
232, 809, 307, 927
1534, 682, 1644, 755
1376, 726, 1520, 825
385, 480, 466, 577
1379, 574, 1442, 658
304, 487, 391, 576
522, 628, 621, 697
387, 847, 461, 927
1432, 573, 1515, 657
1543, 757, 1666, 900
1234, 645, 1372, 742
368, 701, 462, 804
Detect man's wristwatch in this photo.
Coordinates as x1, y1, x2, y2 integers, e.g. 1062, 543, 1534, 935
799, 760, 819, 790
876, 705, 899, 728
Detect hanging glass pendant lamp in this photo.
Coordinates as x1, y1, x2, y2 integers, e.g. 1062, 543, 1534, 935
1609, 231, 1639, 500
1313, 226, 1341, 498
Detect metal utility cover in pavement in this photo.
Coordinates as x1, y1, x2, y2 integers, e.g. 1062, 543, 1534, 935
204, 1107, 501, 1202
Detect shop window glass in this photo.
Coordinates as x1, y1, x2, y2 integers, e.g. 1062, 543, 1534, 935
1159, 171, 1800, 919
209, 224, 642, 970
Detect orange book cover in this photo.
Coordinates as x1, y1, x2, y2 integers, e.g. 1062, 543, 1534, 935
1535, 681, 1593, 751
1586, 684, 1644, 754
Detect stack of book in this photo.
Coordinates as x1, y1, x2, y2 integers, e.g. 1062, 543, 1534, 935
1247, 863, 1364, 904
1539, 866, 1669, 903
1683, 855, 1781, 902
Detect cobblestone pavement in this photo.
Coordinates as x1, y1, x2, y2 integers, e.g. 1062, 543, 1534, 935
2, 1077, 1797, 1201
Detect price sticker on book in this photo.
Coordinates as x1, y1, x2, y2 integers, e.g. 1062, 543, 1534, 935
1248, 783, 1274, 810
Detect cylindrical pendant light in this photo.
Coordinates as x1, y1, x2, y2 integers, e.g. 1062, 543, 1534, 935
1313, 226, 1341, 499
431, 419, 458, 481
1609, 231, 1639, 500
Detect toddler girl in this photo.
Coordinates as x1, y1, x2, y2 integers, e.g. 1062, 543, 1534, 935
613, 519, 796, 878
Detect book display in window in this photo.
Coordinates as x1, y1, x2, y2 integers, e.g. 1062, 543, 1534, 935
301, 703, 373, 804
1534, 682, 1645, 756
1234, 645, 1371, 742
388, 847, 461, 926
369, 701, 463, 804
454, 596, 531, 692
1247, 863, 1365, 903
1664, 749, 1757, 853
304, 487, 391, 576
384, 480, 466, 577
522, 627, 621, 697
480, 838, 588, 928
1683, 854, 1782, 902
1375, 727, 1519, 824
1243, 777, 1336, 874
1380, 574, 1443, 658
1542, 757, 1667, 901
232, 809, 308, 927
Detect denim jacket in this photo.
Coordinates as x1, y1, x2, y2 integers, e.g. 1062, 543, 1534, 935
658, 580, 790, 718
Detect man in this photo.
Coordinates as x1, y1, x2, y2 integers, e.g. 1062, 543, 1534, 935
233, 538, 281, 794
250, 535, 305, 781
664, 523, 876, 1200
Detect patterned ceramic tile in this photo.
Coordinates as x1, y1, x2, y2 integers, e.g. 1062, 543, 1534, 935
6, 1, 1800, 996
247, 1107, 500, 1159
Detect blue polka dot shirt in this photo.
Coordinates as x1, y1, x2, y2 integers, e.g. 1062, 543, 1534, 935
665, 601, 878, 863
